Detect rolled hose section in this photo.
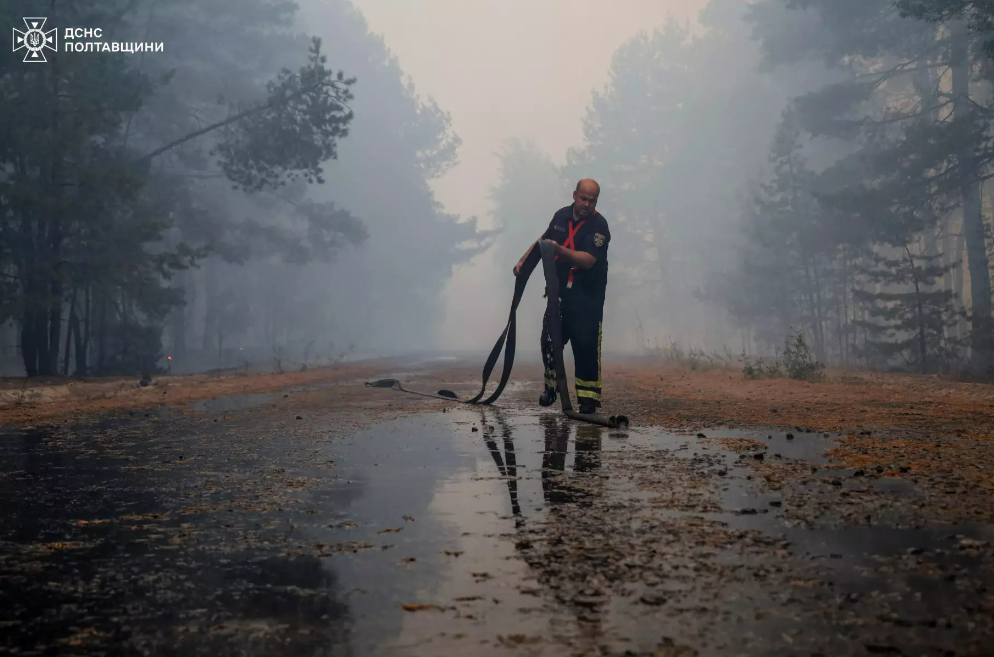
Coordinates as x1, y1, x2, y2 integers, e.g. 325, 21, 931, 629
538, 241, 627, 429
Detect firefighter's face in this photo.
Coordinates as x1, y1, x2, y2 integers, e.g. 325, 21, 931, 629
573, 182, 599, 217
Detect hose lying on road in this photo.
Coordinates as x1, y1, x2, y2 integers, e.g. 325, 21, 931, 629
366, 240, 629, 429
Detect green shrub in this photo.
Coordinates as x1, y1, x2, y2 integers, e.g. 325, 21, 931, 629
741, 330, 824, 382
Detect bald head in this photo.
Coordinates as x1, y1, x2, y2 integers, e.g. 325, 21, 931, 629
572, 178, 600, 219
576, 178, 600, 196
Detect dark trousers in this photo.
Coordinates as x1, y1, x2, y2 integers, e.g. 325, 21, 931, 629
541, 293, 603, 408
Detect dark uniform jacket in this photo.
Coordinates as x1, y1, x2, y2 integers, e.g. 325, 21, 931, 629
542, 205, 611, 304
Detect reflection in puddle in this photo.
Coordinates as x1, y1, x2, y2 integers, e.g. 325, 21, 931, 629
477, 411, 609, 519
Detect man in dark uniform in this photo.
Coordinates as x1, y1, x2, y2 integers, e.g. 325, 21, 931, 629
513, 179, 611, 415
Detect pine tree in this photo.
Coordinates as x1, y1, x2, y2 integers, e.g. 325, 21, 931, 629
0, 0, 361, 377
852, 246, 961, 372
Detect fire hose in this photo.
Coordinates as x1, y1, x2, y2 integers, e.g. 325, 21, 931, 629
366, 240, 629, 429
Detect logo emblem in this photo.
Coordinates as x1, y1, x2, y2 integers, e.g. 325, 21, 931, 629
593, 233, 605, 247
13, 17, 57, 63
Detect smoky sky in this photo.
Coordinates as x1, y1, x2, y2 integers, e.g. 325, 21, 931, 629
350, 0, 711, 351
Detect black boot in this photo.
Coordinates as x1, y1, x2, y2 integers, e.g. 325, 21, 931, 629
578, 400, 598, 415
539, 387, 557, 407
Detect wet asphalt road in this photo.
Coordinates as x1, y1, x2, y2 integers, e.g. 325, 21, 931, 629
1, 391, 993, 656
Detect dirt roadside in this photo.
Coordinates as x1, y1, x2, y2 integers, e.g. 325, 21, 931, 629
11, 359, 994, 434
0, 364, 385, 426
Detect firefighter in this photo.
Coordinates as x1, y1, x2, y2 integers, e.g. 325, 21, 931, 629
513, 179, 611, 415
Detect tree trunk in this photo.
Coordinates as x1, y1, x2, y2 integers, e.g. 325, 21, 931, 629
45, 275, 62, 377
63, 313, 73, 377
169, 270, 188, 361
41, 52, 65, 378
19, 252, 50, 376
906, 246, 928, 374
834, 270, 844, 364
63, 288, 77, 376
96, 286, 108, 374
800, 257, 822, 359
942, 224, 957, 349
954, 233, 968, 345
942, 224, 954, 298
16, 165, 42, 376
952, 21, 994, 371
842, 249, 852, 364
20, 308, 39, 377
811, 257, 827, 362
72, 286, 88, 377
858, 292, 869, 358
202, 262, 218, 362
924, 231, 938, 288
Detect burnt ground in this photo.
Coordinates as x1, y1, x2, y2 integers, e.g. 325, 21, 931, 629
1, 357, 992, 656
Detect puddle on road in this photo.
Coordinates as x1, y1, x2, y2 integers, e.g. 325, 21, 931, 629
699, 426, 835, 464
1, 406, 992, 656
631, 425, 835, 465
182, 392, 277, 413
291, 410, 576, 656
0, 408, 600, 656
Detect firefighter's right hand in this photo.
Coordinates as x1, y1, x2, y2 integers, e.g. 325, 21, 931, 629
513, 262, 523, 277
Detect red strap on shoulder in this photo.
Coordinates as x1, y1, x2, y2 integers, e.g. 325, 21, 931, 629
563, 219, 585, 251
556, 219, 587, 287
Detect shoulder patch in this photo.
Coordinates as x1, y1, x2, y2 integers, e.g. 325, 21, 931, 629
593, 233, 605, 247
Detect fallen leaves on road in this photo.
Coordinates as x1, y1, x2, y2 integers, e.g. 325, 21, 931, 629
498, 634, 542, 646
